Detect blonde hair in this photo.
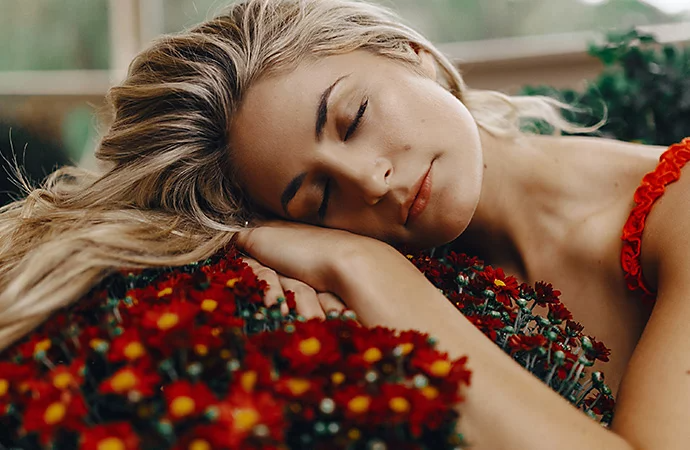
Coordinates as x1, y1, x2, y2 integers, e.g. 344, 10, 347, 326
0, 0, 587, 351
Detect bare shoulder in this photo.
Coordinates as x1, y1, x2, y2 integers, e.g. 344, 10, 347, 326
638, 145, 690, 290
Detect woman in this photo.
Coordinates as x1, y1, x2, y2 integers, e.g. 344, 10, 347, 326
0, 0, 687, 448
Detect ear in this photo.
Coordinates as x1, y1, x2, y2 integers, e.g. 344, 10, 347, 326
410, 43, 438, 80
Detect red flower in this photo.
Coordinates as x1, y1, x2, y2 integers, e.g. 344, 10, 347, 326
16, 335, 53, 360
410, 385, 459, 437
189, 285, 237, 317
533, 282, 562, 307
351, 326, 399, 354
274, 376, 323, 402
333, 385, 380, 422
99, 366, 160, 398
222, 266, 268, 305
23, 388, 88, 444
142, 301, 199, 333
108, 329, 148, 363
565, 320, 585, 336
507, 335, 548, 354
190, 325, 224, 358
0, 362, 32, 407
80, 422, 140, 450
445, 252, 483, 271
480, 266, 519, 307
466, 314, 507, 341
280, 320, 340, 373
585, 337, 611, 363
379, 384, 414, 425
164, 381, 217, 421
411, 349, 472, 387
235, 351, 274, 391
200, 389, 285, 448
584, 394, 615, 415
395, 330, 432, 357
547, 302, 573, 323
49, 359, 86, 391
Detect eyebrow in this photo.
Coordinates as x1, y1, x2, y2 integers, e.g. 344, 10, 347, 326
315, 74, 350, 141
281, 75, 350, 216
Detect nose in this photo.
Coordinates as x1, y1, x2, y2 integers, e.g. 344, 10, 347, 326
329, 155, 392, 205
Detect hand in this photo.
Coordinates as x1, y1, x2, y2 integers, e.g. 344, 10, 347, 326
241, 256, 347, 319
235, 220, 386, 293
236, 221, 470, 360
235, 221, 445, 326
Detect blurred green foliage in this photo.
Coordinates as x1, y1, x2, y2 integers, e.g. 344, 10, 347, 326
522, 29, 690, 146
0, 0, 110, 70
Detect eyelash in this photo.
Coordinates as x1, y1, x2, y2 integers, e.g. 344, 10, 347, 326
318, 97, 369, 222
317, 178, 331, 222
343, 97, 369, 142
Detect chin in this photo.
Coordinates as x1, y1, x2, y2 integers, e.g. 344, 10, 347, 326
407, 222, 465, 251
417, 206, 475, 250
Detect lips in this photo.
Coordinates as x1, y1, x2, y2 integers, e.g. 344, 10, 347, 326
402, 163, 433, 225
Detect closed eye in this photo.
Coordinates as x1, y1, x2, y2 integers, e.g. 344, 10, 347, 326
317, 178, 331, 223
343, 97, 368, 141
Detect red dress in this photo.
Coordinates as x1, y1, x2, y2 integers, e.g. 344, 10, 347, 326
621, 138, 690, 305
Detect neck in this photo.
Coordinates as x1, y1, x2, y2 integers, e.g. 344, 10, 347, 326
451, 130, 575, 280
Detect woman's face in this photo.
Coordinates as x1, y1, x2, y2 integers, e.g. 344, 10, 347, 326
230, 50, 483, 249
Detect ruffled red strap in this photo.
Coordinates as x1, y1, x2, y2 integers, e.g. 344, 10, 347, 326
621, 138, 690, 306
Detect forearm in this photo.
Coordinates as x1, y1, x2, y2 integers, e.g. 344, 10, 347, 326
334, 249, 635, 450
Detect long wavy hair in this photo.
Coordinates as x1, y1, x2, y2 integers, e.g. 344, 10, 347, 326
0, 0, 590, 351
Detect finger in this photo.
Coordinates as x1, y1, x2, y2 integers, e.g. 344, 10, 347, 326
317, 292, 347, 316
242, 257, 285, 308
278, 276, 325, 320
234, 222, 372, 293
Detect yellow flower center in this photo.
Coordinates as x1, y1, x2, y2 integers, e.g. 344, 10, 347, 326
0, 379, 8, 397
43, 402, 66, 425
233, 407, 259, 432
123, 342, 145, 360
226, 277, 241, 288
157, 313, 180, 330
189, 439, 211, 450
90, 338, 107, 350
35, 338, 52, 354
97, 437, 126, 450
347, 395, 371, 414
201, 299, 218, 312
389, 396, 410, 413
399, 343, 414, 355
240, 371, 257, 392
430, 360, 452, 377
158, 287, 173, 297
53, 373, 75, 390
298, 337, 321, 356
220, 349, 232, 359
331, 372, 345, 385
362, 347, 382, 363
348, 428, 361, 440
111, 370, 137, 392
286, 378, 311, 396
194, 344, 209, 356
421, 386, 439, 400
493, 279, 506, 287
170, 396, 196, 418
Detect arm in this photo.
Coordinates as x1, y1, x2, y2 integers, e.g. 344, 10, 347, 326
237, 223, 634, 450
335, 244, 633, 450
610, 165, 690, 450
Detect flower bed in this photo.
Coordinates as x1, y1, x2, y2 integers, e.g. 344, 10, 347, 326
0, 248, 613, 449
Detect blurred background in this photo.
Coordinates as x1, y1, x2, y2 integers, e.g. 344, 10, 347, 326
1, 0, 689, 205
